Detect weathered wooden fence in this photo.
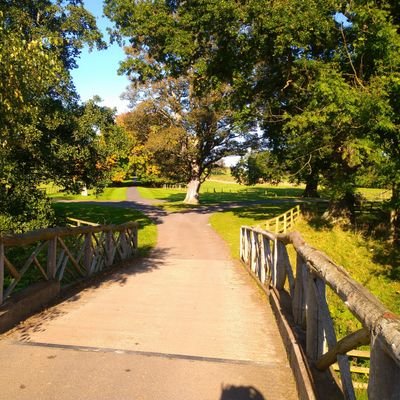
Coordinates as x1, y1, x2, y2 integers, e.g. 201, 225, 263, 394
0, 222, 138, 305
240, 226, 400, 400
265, 205, 301, 233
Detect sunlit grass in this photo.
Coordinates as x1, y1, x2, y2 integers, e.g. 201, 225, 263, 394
209, 206, 400, 335
50, 187, 128, 201
137, 181, 305, 207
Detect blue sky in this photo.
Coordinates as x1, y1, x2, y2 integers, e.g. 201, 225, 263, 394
71, 0, 130, 114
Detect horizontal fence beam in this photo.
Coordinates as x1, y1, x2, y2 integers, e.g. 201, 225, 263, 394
0, 222, 138, 247
0, 222, 139, 306
240, 225, 400, 399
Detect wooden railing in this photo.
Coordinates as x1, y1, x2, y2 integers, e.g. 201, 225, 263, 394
66, 217, 100, 227
240, 226, 400, 400
265, 205, 301, 233
0, 222, 138, 305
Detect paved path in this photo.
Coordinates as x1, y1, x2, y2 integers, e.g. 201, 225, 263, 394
0, 188, 298, 399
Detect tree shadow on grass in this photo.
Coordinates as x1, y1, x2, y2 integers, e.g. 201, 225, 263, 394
370, 242, 400, 281
53, 201, 166, 226
230, 204, 294, 222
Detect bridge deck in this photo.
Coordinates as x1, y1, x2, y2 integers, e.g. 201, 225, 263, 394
0, 190, 298, 399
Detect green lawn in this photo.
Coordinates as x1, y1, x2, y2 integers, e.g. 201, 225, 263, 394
137, 181, 305, 206
53, 202, 157, 256
49, 186, 128, 201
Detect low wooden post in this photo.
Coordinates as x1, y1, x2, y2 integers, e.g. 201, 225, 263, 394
0, 242, 4, 305
283, 213, 287, 233
368, 334, 400, 400
47, 237, 57, 279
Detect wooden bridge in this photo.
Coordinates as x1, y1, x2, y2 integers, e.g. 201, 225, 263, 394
0, 197, 399, 399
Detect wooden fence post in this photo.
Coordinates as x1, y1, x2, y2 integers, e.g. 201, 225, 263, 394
292, 254, 307, 328
240, 227, 244, 261
105, 231, 113, 267
0, 242, 4, 305
259, 234, 266, 284
83, 233, 93, 275
250, 230, 257, 273
306, 275, 325, 361
274, 241, 287, 290
47, 237, 57, 279
368, 334, 400, 400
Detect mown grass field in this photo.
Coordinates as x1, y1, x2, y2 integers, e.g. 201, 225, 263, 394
51, 187, 128, 201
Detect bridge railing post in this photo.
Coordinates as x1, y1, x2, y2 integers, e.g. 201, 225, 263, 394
368, 335, 400, 399
47, 237, 57, 279
239, 225, 400, 399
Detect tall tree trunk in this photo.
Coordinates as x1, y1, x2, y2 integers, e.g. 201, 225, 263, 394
302, 172, 320, 198
390, 183, 400, 244
323, 191, 356, 224
184, 179, 201, 204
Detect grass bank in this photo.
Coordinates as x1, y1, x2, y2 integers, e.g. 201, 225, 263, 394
210, 206, 400, 334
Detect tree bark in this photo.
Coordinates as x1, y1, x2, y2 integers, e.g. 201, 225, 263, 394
302, 173, 319, 198
323, 191, 356, 224
390, 183, 400, 245
184, 179, 201, 204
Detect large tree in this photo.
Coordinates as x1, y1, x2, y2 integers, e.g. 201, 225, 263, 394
121, 78, 245, 203
0, 1, 120, 233
105, 0, 400, 227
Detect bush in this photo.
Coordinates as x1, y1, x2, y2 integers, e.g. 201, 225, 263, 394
0, 185, 55, 233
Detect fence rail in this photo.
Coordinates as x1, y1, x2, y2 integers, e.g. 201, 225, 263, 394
66, 217, 100, 227
240, 226, 399, 400
0, 222, 138, 305
265, 205, 301, 233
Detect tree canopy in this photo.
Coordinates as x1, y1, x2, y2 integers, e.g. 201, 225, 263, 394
0, 1, 121, 233
119, 77, 246, 203
105, 0, 399, 234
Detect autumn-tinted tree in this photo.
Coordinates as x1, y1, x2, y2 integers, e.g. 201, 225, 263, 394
122, 78, 244, 203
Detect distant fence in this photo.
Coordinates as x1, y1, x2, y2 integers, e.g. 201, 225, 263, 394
265, 205, 301, 233
66, 217, 100, 227
240, 226, 399, 400
0, 222, 138, 305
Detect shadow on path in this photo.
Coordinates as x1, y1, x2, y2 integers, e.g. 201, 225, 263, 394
220, 385, 266, 400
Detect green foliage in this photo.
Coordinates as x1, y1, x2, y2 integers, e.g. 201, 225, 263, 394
231, 151, 284, 186
118, 78, 246, 201
0, 186, 55, 233
0, 2, 126, 233
105, 0, 400, 220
